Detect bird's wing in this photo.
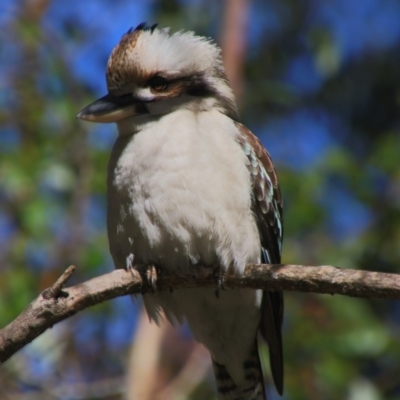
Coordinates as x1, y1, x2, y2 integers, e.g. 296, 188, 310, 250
235, 122, 284, 395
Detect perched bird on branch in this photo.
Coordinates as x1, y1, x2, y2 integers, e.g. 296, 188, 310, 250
78, 23, 284, 400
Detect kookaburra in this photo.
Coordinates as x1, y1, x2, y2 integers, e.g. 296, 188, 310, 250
78, 23, 284, 400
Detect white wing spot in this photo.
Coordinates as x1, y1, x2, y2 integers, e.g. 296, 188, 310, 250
117, 223, 124, 235
120, 206, 127, 220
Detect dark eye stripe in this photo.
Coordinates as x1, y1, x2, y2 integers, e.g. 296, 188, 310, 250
144, 73, 216, 98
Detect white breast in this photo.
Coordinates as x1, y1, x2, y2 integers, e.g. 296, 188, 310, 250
107, 108, 261, 272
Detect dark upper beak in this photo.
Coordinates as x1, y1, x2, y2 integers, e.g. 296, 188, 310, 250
77, 93, 148, 123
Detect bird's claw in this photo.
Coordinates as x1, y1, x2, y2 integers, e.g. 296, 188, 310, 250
126, 255, 158, 293
146, 264, 158, 292
126, 253, 135, 276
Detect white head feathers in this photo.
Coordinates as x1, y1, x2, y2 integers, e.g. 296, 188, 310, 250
105, 23, 238, 119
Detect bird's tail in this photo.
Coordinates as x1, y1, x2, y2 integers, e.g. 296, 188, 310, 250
212, 342, 266, 400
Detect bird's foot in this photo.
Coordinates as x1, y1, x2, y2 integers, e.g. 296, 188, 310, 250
126, 255, 158, 293
126, 253, 135, 276
146, 264, 158, 293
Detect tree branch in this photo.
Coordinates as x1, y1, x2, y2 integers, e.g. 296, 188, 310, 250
1, 263, 400, 365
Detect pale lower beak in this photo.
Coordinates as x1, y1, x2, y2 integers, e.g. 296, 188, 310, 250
77, 94, 149, 123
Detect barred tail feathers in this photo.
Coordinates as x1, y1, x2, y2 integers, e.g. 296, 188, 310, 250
212, 343, 266, 400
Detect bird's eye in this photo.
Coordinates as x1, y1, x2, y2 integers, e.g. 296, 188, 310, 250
148, 76, 168, 92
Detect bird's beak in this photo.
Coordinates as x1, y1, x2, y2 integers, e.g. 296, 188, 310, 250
77, 94, 148, 123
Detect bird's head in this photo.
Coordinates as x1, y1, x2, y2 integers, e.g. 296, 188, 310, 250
77, 23, 238, 125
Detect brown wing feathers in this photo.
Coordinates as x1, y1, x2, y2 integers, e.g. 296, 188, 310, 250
235, 122, 284, 395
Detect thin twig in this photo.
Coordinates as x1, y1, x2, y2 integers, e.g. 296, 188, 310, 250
41, 265, 76, 299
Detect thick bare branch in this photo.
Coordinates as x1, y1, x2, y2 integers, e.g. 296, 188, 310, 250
1, 263, 400, 365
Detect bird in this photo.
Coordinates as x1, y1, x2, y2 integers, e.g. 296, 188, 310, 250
77, 23, 284, 400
